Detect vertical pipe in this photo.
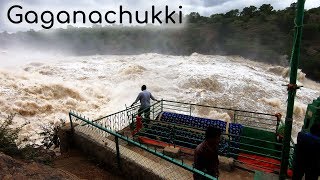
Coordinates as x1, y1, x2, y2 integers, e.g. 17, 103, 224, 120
280, 0, 305, 179
173, 125, 176, 148
130, 114, 134, 130
161, 99, 163, 112
153, 103, 155, 120
115, 136, 121, 170
69, 112, 74, 130
275, 113, 282, 134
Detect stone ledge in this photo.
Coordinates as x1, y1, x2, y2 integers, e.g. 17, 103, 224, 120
163, 146, 181, 158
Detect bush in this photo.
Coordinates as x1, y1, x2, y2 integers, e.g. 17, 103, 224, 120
0, 113, 61, 164
0, 114, 24, 156
39, 122, 61, 149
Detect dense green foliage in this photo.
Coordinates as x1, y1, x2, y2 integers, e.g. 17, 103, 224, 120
1, 3, 319, 81
0, 113, 59, 164
0, 114, 21, 155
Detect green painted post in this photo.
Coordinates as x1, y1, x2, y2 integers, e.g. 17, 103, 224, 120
280, 0, 305, 179
227, 134, 231, 158
173, 125, 176, 148
68, 112, 74, 130
115, 136, 121, 170
161, 99, 163, 112
153, 103, 155, 120
130, 114, 134, 130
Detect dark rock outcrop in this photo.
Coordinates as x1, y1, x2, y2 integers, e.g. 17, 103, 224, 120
0, 152, 79, 179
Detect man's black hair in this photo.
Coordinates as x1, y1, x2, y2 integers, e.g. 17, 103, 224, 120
310, 123, 320, 137
205, 126, 221, 140
141, 85, 147, 91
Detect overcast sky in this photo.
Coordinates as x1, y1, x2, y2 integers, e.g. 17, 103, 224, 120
0, 0, 319, 32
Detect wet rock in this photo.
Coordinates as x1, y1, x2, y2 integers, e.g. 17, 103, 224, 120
0, 152, 79, 179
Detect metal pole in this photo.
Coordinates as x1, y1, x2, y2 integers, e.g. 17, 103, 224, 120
161, 99, 163, 112
130, 114, 134, 130
275, 113, 282, 134
115, 136, 121, 170
153, 103, 155, 119
68, 112, 74, 130
280, 0, 305, 179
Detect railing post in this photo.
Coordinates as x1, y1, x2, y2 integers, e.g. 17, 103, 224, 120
173, 125, 176, 148
233, 111, 237, 123
153, 103, 155, 120
130, 114, 134, 130
115, 136, 121, 170
226, 133, 230, 158
189, 104, 192, 116
69, 112, 74, 131
161, 99, 163, 112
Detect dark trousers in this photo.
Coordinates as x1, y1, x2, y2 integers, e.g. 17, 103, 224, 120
293, 169, 319, 180
138, 107, 150, 123
292, 132, 320, 180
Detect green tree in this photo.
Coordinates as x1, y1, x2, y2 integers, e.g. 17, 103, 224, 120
241, 6, 257, 17
209, 14, 224, 23
187, 12, 201, 23
225, 9, 240, 18
286, 3, 297, 11
259, 4, 274, 14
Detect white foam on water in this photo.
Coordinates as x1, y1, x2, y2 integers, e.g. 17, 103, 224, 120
0, 52, 319, 144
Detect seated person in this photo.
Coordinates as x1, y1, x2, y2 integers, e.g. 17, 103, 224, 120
194, 126, 221, 179
293, 123, 320, 180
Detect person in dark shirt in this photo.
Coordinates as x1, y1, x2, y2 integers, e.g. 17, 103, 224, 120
131, 85, 158, 120
293, 123, 320, 180
194, 126, 221, 179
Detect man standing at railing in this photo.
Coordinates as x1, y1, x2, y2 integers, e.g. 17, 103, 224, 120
131, 85, 159, 121
194, 126, 221, 179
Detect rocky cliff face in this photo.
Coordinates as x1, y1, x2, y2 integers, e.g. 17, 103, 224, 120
0, 152, 78, 180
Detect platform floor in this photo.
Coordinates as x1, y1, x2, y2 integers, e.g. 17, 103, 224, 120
117, 128, 254, 180
121, 141, 254, 180
76, 124, 255, 180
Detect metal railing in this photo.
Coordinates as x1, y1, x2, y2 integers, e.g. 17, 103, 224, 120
134, 116, 283, 174
69, 110, 217, 180
92, 100, 284, 174
90, 104, 140, 132
160, 100, 280, 132
91, 100, 281, 134
72, 99, 286, 176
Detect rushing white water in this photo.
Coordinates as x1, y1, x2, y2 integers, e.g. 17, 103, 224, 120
0, 51, 319, 145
